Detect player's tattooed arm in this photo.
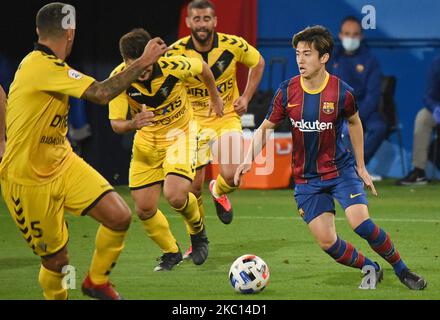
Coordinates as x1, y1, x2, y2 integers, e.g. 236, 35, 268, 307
82, 38, 168, 105
0, 85, 6, 161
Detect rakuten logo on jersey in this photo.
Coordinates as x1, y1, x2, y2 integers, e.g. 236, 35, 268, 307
290, 119, 333, 132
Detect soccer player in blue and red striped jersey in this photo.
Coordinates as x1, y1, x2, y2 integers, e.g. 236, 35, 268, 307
235, 25, 426, 290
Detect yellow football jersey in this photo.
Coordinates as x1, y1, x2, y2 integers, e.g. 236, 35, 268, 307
108, 55, 203, 146
166, 32, 261, 124
0, 44, 95, 185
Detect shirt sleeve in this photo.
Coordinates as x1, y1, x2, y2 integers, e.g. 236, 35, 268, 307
265, 87, 285, 126
35, 58, 95, 98
235, 37, 261, 68
109, 92, 129, 120
343, 87, 359, 118
161, 56, 203, 81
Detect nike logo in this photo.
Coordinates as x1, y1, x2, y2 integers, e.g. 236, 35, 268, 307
287, 103, 300, 108
350, 193, 362, 199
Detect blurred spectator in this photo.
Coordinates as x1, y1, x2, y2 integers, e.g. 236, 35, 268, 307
68, 98, 92, 155
396, 55, 440, 185
329, 16, 385, 180
0, 54, 14, 92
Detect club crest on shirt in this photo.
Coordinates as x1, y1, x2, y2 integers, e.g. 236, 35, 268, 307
322, 101, 335, 114
216, 60, 226, 73
160, 87, 169, 98
356, 64, 365, 73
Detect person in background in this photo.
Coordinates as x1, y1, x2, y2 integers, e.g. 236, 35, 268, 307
329, 16, 385, 181
396, 55, 440, 185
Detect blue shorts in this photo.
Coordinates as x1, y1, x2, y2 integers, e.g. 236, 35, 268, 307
294, 166, 368, 224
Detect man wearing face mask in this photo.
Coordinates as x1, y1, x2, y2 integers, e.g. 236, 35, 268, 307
329, 16, 385, 180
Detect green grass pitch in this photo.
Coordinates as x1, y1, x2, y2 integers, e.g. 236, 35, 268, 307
0, 180, 439, 300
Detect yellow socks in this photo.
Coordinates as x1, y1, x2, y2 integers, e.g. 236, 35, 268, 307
140, 209, 179, 253
38, 264, 68, 300
197, 195, 205, 221
214, 174, 238, 196
89, 225, 126, 285
173, 192, 203, 235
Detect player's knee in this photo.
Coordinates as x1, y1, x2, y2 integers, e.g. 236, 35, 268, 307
42, 248, 69, 273
105, 204, 132, 231
135, 204, 157, 220
222, 173, 236, 187
191, 185, 203, 198
318, 238, 337, 251
416, 108, 434, 127
165, 190, 188, 209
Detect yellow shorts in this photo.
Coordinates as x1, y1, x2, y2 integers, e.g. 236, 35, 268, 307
196, 113, 243, 168
129, 133, 197, 189
0, 154, 114, 257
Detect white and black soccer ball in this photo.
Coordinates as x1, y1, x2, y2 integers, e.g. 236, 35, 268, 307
229, 254, 270, 294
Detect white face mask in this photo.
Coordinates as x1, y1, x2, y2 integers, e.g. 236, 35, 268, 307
342, 37, 360, 52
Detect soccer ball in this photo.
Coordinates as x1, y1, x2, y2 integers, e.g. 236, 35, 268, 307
229, 254, 270, 294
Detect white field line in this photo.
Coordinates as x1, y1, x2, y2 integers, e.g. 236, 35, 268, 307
0, 212, 439, 223
164, 215, 440, 224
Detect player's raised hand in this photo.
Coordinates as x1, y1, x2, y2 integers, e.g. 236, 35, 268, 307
140, 37, 168, 67
233, 96, 249, 116
132, 105, 154, 130
357, 166, 378, 196
208, 95, 224, 117
234, 162, 252, 186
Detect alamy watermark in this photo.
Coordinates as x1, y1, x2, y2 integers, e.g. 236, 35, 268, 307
361, 5, 376, 30
359, 265, 378, 289
61, 4, 76, 30
61, 265, 76, 290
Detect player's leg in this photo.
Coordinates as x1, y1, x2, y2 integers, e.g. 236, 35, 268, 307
191, 166, 207, 221
307, 211, 377, 271
333, 166, 426, 289
345, 204, 427, 290
163, 174, 208, 265
39, 246, 70, 299
163, 129, 208, 265
63, 156, 131, 300
131, 184, 182, 271
81, 191, 130, 300
185, 166, 208, 260
0, 178, 70, 300
209, 130, 243, 224
128, 141, 182, 270
296, 185, 378, 283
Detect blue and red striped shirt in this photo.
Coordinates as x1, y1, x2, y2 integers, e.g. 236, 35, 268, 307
266, 73, 358, 184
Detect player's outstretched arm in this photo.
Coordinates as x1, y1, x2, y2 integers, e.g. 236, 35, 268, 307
234, 119, 276, 186
199, 61, 224, 117
0, 85, 6, 161
82, 38, 168, 105
110, 105, 154, 134
347, 112, 378, 196
233, 55, 265, 116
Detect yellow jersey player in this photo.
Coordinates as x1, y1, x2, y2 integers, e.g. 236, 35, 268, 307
109, 29, 223, 269
167, 0, 265, 259
0, 3, 167, 300
0, 84, 5, 161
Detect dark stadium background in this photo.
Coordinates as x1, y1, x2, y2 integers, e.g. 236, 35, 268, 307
0, 0, 187, 185
1, 0, 440, 183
